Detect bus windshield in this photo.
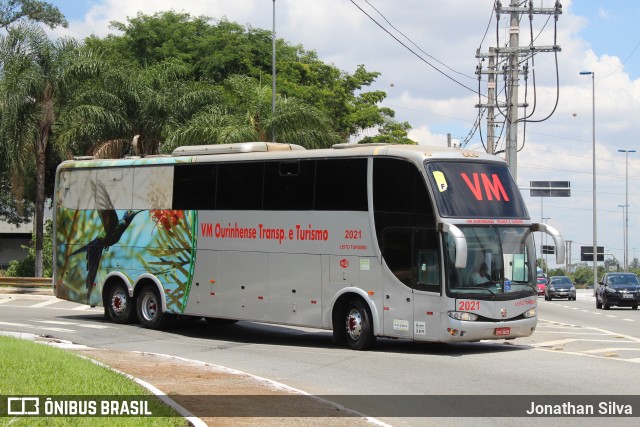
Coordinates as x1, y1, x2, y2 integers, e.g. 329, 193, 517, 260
445, 226, 536, 300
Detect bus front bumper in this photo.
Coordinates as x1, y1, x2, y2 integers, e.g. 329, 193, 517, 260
440, 317, 537, 342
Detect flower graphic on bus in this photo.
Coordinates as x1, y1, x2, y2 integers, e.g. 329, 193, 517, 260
150, 209, 184, 230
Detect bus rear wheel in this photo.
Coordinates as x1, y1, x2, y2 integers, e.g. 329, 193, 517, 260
345, 298, 376, 350
105, 282, 136, 324
137, 286, 172, 329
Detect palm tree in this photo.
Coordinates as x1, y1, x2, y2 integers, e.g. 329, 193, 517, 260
163, 75, 341, 152
0, 22, 99, 276
56, 58, 222, 158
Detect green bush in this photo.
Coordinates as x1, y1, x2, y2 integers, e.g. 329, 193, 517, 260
6, 219, 53, 277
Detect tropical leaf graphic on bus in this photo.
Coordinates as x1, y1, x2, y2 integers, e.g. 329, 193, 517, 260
55, 207, 97, 302
136, 209, 197, 313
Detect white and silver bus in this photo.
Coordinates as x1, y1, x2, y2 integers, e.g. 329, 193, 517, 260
53, 142, 564, 350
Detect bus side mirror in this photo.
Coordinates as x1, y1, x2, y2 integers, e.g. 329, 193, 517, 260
531, 223, 565, 264
439, 223, 467, 268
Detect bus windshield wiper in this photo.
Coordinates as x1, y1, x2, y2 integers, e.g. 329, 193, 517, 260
464, 286, 497, 298
511, 280, 537, 294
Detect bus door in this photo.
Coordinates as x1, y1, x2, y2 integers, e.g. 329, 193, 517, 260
381, 228, 441, 340
410, 229, 442, 341
381, 228, 413, 339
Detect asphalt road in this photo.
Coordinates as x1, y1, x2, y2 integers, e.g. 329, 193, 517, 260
1, 289, 639, 426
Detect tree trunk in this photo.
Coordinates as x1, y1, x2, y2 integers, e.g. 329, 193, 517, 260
34, 131, 49, 278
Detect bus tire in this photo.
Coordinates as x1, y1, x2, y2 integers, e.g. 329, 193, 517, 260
105, 282, 136, 324
137, 286, 172, 330
345, 298, 376, 350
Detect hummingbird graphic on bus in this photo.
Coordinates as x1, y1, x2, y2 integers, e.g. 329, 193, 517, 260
71, 180, 141, 304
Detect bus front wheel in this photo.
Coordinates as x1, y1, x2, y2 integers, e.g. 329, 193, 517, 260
105, 282, 136, 324
345, 298, 376, 350
137, 286, 172, 329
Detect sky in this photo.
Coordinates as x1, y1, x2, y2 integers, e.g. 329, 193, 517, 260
42, 0, 640, 270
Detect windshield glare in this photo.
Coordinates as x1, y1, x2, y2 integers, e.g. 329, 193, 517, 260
607, 275, 640, 287
446, 226, 536, 299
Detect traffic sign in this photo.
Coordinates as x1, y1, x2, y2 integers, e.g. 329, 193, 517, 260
581, 246, 604, 262
529, 181, 571, 197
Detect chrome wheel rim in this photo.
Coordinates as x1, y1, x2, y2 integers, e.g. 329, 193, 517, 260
111, 289, 128, 315
141, 293, 158, 321
346, 308, 363, 341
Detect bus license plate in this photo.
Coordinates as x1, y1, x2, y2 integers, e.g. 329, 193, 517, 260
495, 327, 511, 336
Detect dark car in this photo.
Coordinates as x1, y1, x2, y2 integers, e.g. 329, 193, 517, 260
545, 276, 576, 301
595, 272, 640, 310
536, 277, 547, 296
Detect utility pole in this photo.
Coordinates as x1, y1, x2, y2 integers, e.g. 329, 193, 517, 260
505, 0, 520, 178
475, 1, 562, 181
487, 47, 496, 154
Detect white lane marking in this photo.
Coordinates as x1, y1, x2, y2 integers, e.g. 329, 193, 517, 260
0, 320, 30, 327
30, 299, 60, 308
0, 320, 75, 333
34, 320, 111, 329
0, 298, 13, 305
583, 347, 640, 354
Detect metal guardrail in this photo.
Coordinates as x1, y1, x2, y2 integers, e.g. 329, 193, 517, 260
0, 277, 52, 287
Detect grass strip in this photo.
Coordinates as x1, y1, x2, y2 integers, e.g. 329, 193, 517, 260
0, 335, 187, 426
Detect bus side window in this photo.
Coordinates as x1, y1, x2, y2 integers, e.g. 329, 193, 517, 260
172, 163, 217, 210
382, 228, 413, 286
217, 162, 264, 210
315, 158, 367, 211
414, 229, 440, 293
382, 227, 441, 292
264, 160, 314, 210
416, 250, 440, 293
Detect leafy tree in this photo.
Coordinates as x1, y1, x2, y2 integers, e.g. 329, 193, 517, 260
0, 22, 99, 276
0, 169, 34, 226
359, 118, 416, 145
572, 263, 604, 286
163, 75, 341, 152
57, 56, 222, 157
86, 11, 394, 141
0, 0, 67, 29
6, 219, 52, 277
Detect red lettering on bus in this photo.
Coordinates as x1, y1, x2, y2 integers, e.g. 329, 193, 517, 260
481, 173, 509, 201
460, 173, 483, 200
201, 222, 213, 237
460, 172, 509, 201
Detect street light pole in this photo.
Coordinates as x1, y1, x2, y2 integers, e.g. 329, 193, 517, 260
618, 149, 636, 272
618, 204, 627, 271
580, 71, 597, 288
271, 0, 276, 142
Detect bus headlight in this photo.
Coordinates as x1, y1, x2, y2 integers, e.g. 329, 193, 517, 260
523, 308, 536, 318
448, 311, 478, 321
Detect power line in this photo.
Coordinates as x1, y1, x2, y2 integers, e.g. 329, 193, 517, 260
362, 0, 476, 81
349, 0, 481, 96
